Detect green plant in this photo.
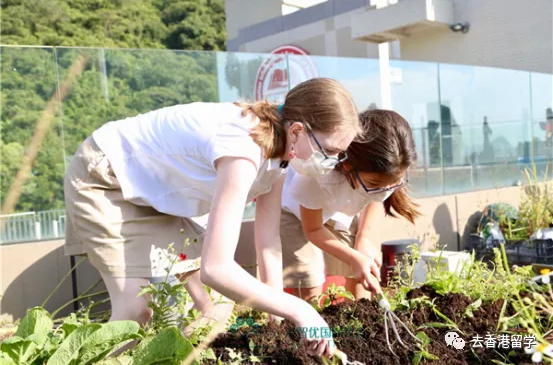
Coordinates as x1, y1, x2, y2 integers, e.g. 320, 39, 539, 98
496, 244, 553, 364
401, 295, 466, 336
136, 236, 221, 347
494, 165, 553, 240
0, 307, 145, 365
412, 332, 439, 365
311, 283, 355, 312
390, 243, 534, 306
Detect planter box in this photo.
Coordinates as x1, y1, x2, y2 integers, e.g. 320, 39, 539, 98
421, 251, 472, 273
467, 234, 553, 265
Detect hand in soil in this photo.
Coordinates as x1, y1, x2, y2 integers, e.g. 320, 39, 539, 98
294, 308, 336, 358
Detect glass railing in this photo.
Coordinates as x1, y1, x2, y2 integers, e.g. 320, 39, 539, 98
1, 45, 552, 243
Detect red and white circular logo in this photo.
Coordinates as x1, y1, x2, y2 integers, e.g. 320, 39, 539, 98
254, 45, 318, 102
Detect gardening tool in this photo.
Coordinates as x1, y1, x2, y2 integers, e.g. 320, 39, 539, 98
375, 292, 422, 357
334, 348, 365, 365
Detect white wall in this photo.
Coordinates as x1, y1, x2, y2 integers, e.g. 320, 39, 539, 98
400, 0, 553, 73
233, 0, 552, 74
240, 7, 380, 58
225, 0, 283, 39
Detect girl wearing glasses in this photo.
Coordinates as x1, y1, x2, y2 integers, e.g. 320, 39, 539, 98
280, 109, 420, 302
63, 77, 361, 358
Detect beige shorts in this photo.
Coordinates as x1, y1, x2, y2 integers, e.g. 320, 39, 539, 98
281, 209, 357, 288
64, 136, 205, 278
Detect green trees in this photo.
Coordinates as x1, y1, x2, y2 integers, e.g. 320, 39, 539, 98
1, 0, 226, 50
0, 0, 225, 213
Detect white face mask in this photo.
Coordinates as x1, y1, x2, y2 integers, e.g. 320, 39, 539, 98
289, 151, 334, 177
355, 187, 394, 202
289, 130, 335, 177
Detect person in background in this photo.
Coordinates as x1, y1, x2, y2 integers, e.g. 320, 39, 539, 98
280, 109, 420, 302
63, 77, 361, 358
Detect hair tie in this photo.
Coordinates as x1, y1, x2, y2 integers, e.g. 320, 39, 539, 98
277, 104, 284, 113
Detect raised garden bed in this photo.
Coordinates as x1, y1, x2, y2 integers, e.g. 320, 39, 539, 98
2, 246, 552, 365
205, 286, 542, 365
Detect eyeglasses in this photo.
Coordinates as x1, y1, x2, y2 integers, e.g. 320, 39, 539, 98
303, 123, 349, 168
356, 171, 410, 194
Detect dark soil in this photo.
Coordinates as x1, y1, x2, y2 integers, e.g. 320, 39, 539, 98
203, 286, 544, 365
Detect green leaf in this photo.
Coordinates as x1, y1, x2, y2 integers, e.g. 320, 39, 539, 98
77, 321, 141, 365
464, 298, 483, 318
1, 336, 39, 364
61, 323, 80, 339
249, 355, 262, 363
137, 285, 155, 298
413, 352, 422, 365
43, 335, 63, 357
46, 324, 102, 365
16, 307, 53, 339
201, 349, 216, 361
323, 297, 332, 308
423, 353, 439, 360
419, 322, 457, 330
415, 332, 431, 346
0, 353, 17, 365
95, 355, 133, 365
132, 327, 194, 365
340, 291, 355, 301
248, 339, 255, 352
310, 298, 322, 312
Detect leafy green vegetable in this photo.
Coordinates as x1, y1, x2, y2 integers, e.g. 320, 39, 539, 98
46, 324, 101, 365
16, 307, 53, 339
1, 336, 39, 364
132, 326, 194, 365
77, 321, 142, 365
0, 353, 18, 365
95, 355, 133, 365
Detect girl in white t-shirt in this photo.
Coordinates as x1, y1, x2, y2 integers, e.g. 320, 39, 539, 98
280, 109, 420, 302
64, 78, 361, 358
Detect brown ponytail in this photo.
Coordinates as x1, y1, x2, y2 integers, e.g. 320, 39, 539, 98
385, 187, 419, 224
234, 100, 286, 159
236, 77, 361, 159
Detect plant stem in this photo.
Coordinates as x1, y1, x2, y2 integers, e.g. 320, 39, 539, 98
79, 278, 103, 297
499, 245, 543, 340
51, 290, 108, 318
42, 256, 86, 308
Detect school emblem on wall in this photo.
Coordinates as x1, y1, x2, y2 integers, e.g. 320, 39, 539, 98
254, 45, 318, 103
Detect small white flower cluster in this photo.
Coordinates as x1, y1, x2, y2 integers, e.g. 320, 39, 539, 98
525, 343, 553, 363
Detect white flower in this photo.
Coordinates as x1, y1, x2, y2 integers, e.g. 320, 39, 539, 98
531, 268, 553, 285
525, 343, 553, 363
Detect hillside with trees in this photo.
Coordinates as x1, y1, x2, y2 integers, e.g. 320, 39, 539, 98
0, 0, 228, 213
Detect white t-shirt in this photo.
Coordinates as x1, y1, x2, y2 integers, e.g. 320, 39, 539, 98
281, 167, 378, 231
92, 102, 287, 218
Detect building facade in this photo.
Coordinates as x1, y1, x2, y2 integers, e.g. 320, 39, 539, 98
226, 0, 552, 74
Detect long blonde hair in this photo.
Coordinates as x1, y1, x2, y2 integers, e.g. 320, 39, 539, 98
235, 78, 361, 158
